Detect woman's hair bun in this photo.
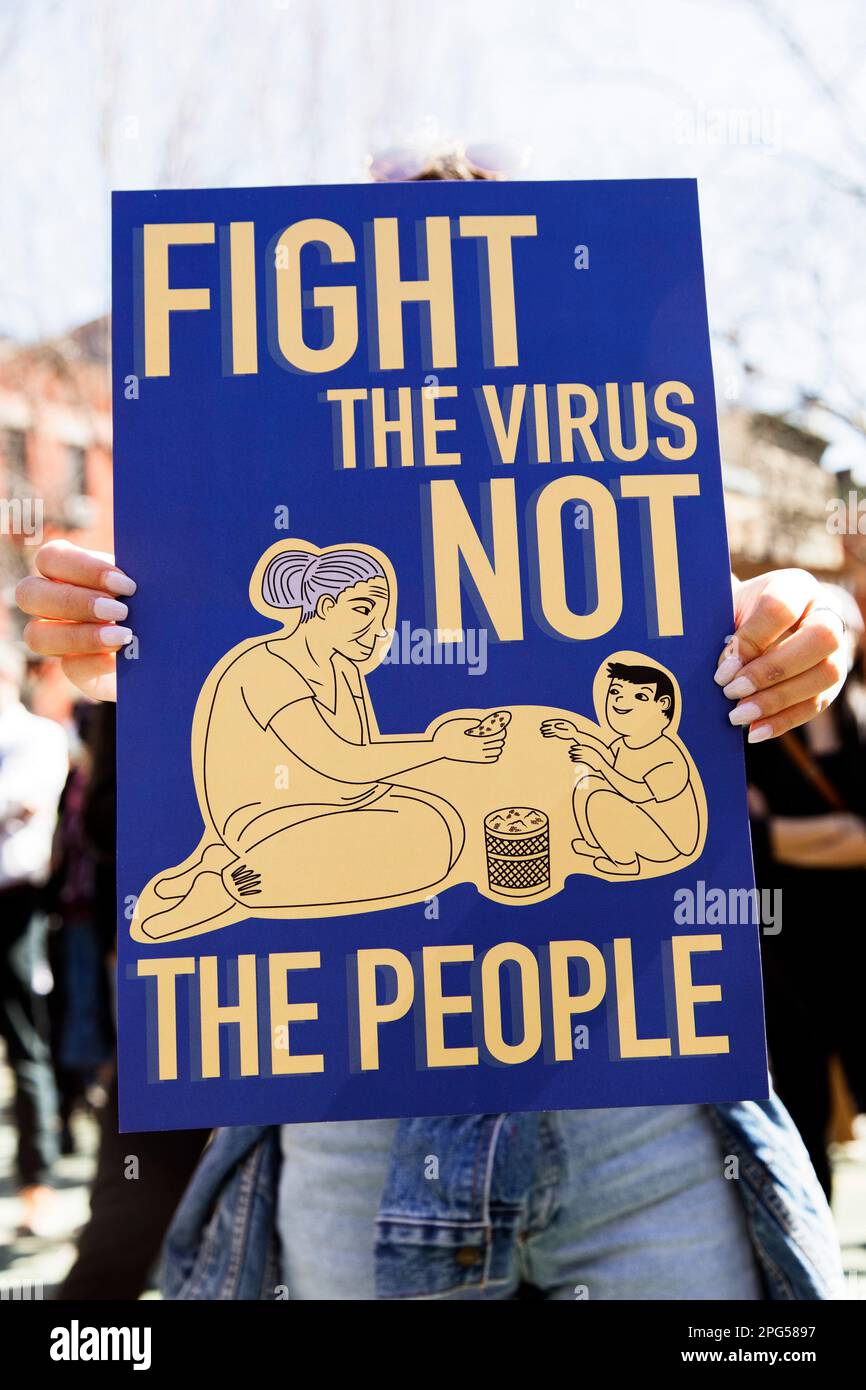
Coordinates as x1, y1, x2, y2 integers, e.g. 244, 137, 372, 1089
261, 547, 386, 622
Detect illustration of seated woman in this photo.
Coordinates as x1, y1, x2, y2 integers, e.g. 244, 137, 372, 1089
541, 661, 702, 878
135, 544, 506, 940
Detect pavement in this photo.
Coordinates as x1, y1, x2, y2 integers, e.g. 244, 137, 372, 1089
0, 1063, 97, 1301
1, 1061, 865, 1301
831, 1130, 866, 1299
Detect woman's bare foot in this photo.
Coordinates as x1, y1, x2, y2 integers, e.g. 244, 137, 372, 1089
138, 871, 238, 939
154, 843, 236, 899
571, 837, 599, 857
593, 856, 640, 877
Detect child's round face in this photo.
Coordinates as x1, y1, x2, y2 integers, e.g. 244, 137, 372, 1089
605, 679, 669, 738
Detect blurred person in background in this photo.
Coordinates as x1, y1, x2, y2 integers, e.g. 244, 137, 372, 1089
0, 640, 68, 1236
14, 151, 852, 1302
46, 701, 114, 1152
748, 584, 866, 1198
52, 695, 209, 1302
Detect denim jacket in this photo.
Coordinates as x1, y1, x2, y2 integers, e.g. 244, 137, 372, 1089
161, 1092, 844, 1300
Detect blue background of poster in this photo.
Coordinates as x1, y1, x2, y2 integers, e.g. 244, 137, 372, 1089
112, 178, 768, 1131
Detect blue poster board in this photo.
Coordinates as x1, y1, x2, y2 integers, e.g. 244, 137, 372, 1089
112, 178, 768, 1131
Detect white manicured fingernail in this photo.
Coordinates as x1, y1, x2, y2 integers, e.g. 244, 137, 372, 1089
714, 655, 742, 686
724, 675, 756, 699
748, 723, 774, 744
103, 569, 137, 596
93, 596, 128, 621
99, 625, 133, 647
729, 701, 761, 727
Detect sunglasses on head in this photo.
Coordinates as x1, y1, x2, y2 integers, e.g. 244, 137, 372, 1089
366, 140, 530, 182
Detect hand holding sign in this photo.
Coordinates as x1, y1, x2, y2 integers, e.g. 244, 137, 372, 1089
716, 570, 848, 741
16, 539, 136, 702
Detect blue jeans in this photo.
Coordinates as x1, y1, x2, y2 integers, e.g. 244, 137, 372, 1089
277, 1104, 762, 1300
0, 887, 59, 1187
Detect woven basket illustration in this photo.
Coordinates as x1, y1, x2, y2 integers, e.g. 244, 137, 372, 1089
484, 807, 550, 897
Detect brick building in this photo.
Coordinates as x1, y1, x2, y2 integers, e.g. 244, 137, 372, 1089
719, 410, 845, 580
0, 316, 112, 717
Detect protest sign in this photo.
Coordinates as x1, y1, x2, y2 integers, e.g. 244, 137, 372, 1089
112, 178, 768, 1130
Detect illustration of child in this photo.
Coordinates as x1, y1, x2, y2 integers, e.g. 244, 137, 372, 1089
541, 662, 700, 878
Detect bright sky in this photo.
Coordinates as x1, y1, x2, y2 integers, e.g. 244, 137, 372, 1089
2, 0, 864, 469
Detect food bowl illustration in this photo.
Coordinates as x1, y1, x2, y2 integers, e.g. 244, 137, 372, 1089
484, 806, 550, 897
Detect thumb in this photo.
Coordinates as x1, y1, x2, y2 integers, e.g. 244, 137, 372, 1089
443, 716, 481, 734
720, 569, 817, 673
